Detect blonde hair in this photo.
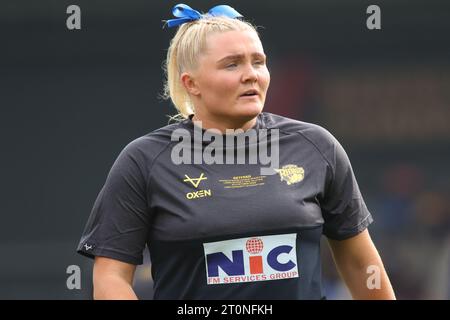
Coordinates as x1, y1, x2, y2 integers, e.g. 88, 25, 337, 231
162, 16, 260, 120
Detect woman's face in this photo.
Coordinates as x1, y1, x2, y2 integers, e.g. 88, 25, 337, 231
184, 29, 270, 126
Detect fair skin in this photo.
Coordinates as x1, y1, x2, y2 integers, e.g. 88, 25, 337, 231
328, 229, 396, 299
93, 257, 137, 300
93, 28, 396, 300
181, 29, 271, 133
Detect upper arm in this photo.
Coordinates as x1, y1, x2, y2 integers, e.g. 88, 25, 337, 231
327, 229, 396, 299
327, 229, 380, 270
93, 256, 137, 285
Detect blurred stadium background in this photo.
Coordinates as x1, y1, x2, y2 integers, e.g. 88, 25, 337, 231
1, 0, 449, 299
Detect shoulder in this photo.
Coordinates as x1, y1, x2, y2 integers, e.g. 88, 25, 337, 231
116, 121, 185, 167
262, 112, 339, 153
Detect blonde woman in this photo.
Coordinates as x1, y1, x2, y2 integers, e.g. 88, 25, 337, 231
78, 4, 395, 300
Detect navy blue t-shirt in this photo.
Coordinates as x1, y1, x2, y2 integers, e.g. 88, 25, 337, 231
77, 112, 373, 299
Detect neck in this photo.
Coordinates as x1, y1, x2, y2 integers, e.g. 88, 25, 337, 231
191, 113, 258, 134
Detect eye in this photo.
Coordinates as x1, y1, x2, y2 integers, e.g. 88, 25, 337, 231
254, 60, 265, 66
226, 63, 238, 69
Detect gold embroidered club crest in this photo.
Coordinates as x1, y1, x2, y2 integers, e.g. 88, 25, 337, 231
275, 165, 305, 185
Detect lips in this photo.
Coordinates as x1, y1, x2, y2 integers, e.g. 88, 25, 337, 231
239, 89, 259, 97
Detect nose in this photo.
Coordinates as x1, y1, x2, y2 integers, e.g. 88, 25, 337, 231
241, 63, 258, 83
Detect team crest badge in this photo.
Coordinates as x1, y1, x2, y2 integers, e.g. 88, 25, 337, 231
275, 165, 305, 185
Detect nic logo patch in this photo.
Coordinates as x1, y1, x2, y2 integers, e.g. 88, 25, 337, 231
203, 233, 299, 285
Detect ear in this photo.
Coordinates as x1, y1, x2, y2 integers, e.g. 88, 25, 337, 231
181, 72, 201, 96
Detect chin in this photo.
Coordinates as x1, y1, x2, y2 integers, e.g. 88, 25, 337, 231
236, 102, 263, 118
213, 102, 263, 126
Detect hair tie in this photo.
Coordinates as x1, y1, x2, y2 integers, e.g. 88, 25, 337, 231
164, 3, 243, 28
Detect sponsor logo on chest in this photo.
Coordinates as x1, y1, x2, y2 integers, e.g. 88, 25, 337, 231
183, 173, 212, 199
203, 233, 299, 285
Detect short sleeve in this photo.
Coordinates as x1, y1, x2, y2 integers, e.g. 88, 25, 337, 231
320, 133, 373, 240
77, 140, 151, 265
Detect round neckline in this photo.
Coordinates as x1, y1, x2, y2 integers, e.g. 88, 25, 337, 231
182, 113, 266, 136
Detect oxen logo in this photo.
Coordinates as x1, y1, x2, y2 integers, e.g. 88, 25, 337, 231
183, 173, 212, 200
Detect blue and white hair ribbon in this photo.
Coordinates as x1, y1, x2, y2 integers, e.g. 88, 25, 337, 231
164, 3, 243, 28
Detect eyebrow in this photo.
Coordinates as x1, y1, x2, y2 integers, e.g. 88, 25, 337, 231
216, 53, 266, 64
